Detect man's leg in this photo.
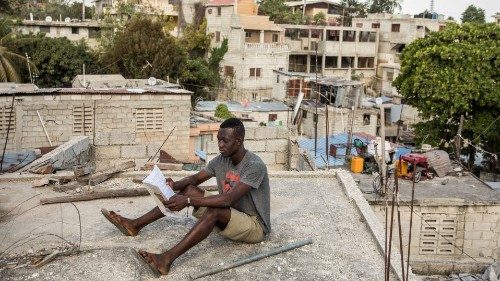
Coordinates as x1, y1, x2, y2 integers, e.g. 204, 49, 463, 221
104, 185, 205, 236
138, 207, 231, 275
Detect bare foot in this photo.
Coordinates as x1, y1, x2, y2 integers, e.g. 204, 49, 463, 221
102, 209, 140, 236
138, 250, 172, 276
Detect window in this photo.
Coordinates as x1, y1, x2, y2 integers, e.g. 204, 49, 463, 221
417, 25, 424, 30
268, 114, 277, 122
276, 74, 280, 83
272, 33, 278, 42
356, 23, 363, 28
386, 71, 394, 81
358, 57, 374, 68
302, 110, 308, 118
245, 32, 251, 38
71, 27, 79, 34
287, 79, 311, 98
285, 28, 299, 40
359, 31, 376, 42
371, 23, 380, 29
310, 41, 318, 51
341, 57, 354, 68
73, 106, 93, 135
252, 93, 258, 100
217, 7, 221, 16
39, 26, 50, 33
215, 31, 221, 42
196, 134, 213, 152
325, 56, 338, 68
391, 24, 400, 32
89, 28, 100, 38
342, 30, 356, 42
363, 114, 370, 125
0, 107, 15, 133
224, 66, 234, 77
299, 29, 309, 38
250, 68, 261, 77
135, 108, 163, 132
327, 30, 340, 41
419, 213, 460, 255
310, 29, 322, 38
289, 55, 307, 72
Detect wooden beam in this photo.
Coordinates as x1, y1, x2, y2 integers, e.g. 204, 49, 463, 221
40, 188, 149, 205
88, 161, 135, 186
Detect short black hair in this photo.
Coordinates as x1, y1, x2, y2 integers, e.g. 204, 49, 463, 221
220, 118, 245, 140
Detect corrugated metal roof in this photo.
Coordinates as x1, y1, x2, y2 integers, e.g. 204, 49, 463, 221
196, 101, 289, 112
297, 133, 371, 169
0, 87, 192, 95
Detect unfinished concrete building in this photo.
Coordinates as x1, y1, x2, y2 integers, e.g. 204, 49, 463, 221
205, 0, 288, 102
352, 13, 448, 96
0, 81, 192, 170
285, 0, 343, 25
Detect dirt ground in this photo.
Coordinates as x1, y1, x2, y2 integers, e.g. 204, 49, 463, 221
0, 173, 398, 280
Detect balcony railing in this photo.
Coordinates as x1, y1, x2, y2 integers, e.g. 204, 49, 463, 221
245, 43, 289, 51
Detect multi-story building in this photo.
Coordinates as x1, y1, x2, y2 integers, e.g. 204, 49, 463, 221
280, 24, 379, 82
493, 13, 500, 26
17, 19, 101, 48
352, 13, 448, 96
284, 0, 343, 25
205, 0, 289, 102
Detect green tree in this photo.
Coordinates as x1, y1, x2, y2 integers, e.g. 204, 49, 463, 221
103, 16, 186, 80
9, 35, 97, 87
0, 18, 32, 82
460, 5, 485, 24
368, 0, 401, 14
393, 23, 500, 171
214, 104, 234, 119
340, 0, 368, 26
258, 0, 305, 24
312, 12, 326, 25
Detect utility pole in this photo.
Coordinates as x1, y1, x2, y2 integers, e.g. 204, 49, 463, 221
455, 115, 464, 161
346, 89, 359, 156
25, 53, 33, 84
82, 0, 85, 21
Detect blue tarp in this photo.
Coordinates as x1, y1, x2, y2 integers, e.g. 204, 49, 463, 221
195, 150, 207, 161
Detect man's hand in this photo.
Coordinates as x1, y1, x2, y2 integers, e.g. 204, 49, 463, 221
165, 177, 175, 189
165, 194, 188, 212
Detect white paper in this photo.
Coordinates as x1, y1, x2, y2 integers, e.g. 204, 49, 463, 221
142, 165, 175, 214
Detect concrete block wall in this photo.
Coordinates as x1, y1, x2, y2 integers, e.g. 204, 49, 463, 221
300, 107, 378, 138
0, 93, 191, 170
370, 203, 500, 275
205, 126, 293, 171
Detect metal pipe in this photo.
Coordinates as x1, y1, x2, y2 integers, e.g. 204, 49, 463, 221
395, 170, 406, 280
148, 126, 176, 162
386, 176, 397, 280
37, 110, 52, 146
1, 94, 15, 172
190, 239, 313, 280
405, 159, 417, 281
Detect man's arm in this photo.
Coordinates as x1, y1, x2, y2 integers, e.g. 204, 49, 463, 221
165, 181, 252, 212
168, 170, 212, 191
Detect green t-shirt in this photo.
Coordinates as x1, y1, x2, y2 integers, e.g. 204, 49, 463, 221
204, 150, 271, 234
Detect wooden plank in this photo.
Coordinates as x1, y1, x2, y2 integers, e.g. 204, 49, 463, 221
40, 188, 149, 205
88, 161, 135, 186
73, 164, 95, 177
141, 162, 182, 171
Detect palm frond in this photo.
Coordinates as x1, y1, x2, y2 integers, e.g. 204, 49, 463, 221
0, 56, 22, 82
0, 60, 8, 82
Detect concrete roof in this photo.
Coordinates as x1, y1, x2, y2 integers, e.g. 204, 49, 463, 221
0, 172, 397, 280
196, 101, 290, 112
206, 0, 237, 6
0, 87, 192, 96
21, 19, 100, 28
285, 0, 341, 7
239, 15, 282, 31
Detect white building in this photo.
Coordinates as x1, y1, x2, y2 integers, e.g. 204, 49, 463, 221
17, 19, 101, 48
352, 14, 448, 96
205, 0, 289, 102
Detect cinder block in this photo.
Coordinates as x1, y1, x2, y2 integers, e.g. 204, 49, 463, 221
94, 131, 110, 146
464, 231, 481, 240
481, 231, 496, 240
256, 152, 276, 165
474, 222, 492, 231
276, 127, 289, 139
146, 143, 163, 157
245, 127, 256, 140
265, 139, 288, 152
245, 140, 267, 152
267, 164, 285, 171
109, 132, 135, 145
254, 127, 277, 140
275, 151, 286, 164
206, 141, 219, 154
94, 146, 121, 159
121, 145, 147, 158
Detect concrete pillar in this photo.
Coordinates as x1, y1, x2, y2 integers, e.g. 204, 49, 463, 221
259, 30, 264, 43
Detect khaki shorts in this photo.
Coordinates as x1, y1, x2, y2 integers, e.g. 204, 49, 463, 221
192, 192, 265, 244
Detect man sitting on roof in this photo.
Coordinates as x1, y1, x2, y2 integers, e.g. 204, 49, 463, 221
101, 118, 271, 276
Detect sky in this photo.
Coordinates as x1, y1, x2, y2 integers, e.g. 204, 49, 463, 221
399, 0, 499, 22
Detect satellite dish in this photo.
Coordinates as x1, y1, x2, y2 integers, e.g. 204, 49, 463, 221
45, 16, 52, 22
64, 17, 71, 23
375, 97, 383, 105
148, 77, 157, 86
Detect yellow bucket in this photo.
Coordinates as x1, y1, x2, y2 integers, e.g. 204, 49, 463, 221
351, 157, 364, 173
396, 160, 408, 176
